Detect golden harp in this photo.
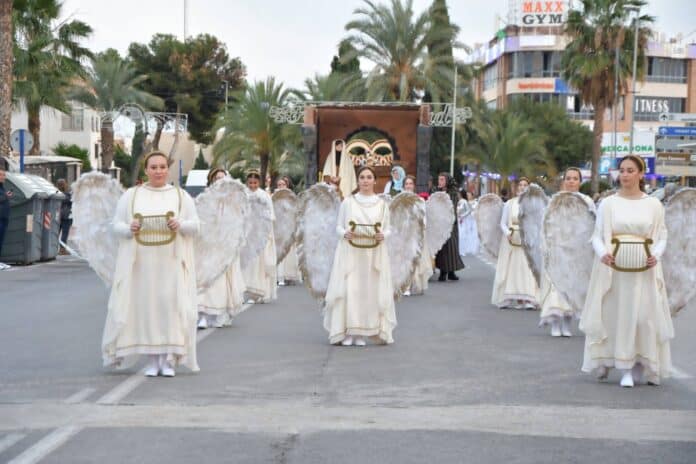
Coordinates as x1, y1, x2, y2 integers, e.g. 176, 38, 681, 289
610, 235, 653, 272
508, 225, 523, 247
133, 211, 176, 246
348, 220, 382, 249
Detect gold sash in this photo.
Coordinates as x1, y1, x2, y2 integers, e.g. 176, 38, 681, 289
610, 234, 653, 272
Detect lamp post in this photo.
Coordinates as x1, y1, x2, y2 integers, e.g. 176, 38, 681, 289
449, 66, 457, 177
627, 5, 640, 156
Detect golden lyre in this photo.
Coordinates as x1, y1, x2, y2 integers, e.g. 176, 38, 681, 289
133, 211, 176, 246
508, 226, 523, 247
610, 235, 653, 272
348, 220, 382, 249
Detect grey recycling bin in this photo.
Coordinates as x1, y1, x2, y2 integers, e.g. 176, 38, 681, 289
25, 175, 65, 261
0, 173, 47, 265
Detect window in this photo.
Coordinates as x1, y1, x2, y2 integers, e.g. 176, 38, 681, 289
61, 108, 84, 131
483, 63, 498, 90
508, 51, 562, 79
647, 57, 687, 84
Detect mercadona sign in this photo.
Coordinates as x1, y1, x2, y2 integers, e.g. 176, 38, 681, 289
601, 132, 655, 157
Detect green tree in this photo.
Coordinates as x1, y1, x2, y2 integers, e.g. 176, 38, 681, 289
53, 142, 91, 171
193, 148, 209, 170
330, 39, 361, 76
128, 33, 246, 146
295, 72, 366, 102
561, 0, 653, 193
213, 77, 292, 188
344, 0, 463, 102
0, 0, 13, 156
70, 49, 164, 173
12, 0, 93, 155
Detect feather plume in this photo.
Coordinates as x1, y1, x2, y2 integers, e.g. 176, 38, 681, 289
425, 191, 454, 255
272, 189, 299, 264
519, 184, 549, 286
388, 192, 425, 298
662, 188, 696, 315
475, 194, 504, 260
296, 184, 341, 301
194, 178, 248, 290
240, 190, 274, 270
544, 192, 596, 315
71, 172, 123, 286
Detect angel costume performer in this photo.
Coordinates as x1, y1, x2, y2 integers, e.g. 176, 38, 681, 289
491, 195, 540, 308
103, 184, 200, 371
457, 197, 479, 256
322, 139, 357, 199
324, 193, 396, 344
434, 174, 465, 279
580, 194, 673, 384
243, 187, 277, 303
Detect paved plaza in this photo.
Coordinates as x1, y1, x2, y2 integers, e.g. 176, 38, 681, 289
1, 256, 695, 463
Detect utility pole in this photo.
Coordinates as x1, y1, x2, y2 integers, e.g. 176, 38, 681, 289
183, 0, 189, 41
449, 67, 457, 177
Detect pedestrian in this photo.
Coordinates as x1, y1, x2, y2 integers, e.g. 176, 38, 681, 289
580, 155, 673, 387
56, 179, 72, 254
0, 165, 14, 268
324, 166, 396, 346
433, 173, 465, 281
102, 151, 200, 377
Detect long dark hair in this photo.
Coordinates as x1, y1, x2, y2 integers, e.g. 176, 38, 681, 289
619, 155, 646, 192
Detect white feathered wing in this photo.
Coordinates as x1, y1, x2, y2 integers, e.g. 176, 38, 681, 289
476, 194, 503, 260
272, 189, 299, 264
71, 172, 123, 286
240, 190, 274, 271
544, 192, 596, 315
662, 188, 696, 315
425, 191, 454, 256
519, 184, 549, 286
296, 184, 341, 301
194, 178, 248, 290
388, 192, 425, 297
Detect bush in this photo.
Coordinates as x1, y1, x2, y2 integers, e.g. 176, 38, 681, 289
580, 179, 612, 195
53, 143, 92, 172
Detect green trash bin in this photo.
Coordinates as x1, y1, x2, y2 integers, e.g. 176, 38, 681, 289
0, 173, 46, 265
25, 175, 65, 261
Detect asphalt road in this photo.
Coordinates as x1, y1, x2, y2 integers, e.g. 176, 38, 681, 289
1, 255, 695, 464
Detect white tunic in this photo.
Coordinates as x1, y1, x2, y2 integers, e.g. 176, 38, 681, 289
198, 257, 247, 320
324, 193, 396, 344
242, 189, 277, 302
277, 244, 301, 282
103, 184, 200, 371
491, 197, 540, 307
580, 194, 673, 383
410, 198, 432, 295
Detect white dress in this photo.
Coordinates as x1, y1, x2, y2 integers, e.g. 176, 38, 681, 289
242, 189, 277, 302
103, 184, 200, 371
277, 244, 301, 283
198, 257, 247, 324
410, 198, 433, 295
580, 194, 673, 383
491, 197, 540, 308
458, 199, 479, 256
324, 193, 396, 344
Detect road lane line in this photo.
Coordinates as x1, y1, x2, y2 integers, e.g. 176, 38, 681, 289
63, 388, 96, 405
0, 433, 26, 454
7, 426, 81, 464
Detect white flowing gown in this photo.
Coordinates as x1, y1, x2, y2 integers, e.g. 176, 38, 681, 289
243, 189, 277, 302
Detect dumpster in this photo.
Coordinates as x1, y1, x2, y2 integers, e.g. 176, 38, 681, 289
0, 173, 47, 265
25, 175, 65, 261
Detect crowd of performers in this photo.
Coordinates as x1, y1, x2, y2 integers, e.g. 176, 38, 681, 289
69, 144, 694, 388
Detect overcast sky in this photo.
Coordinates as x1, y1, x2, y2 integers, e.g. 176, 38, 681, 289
61, 0, 695, 90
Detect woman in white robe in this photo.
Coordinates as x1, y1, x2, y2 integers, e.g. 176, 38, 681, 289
197, 169, 247, 329
491, 178, 540, 309
580, 155, 673, 388
458, 191, 479, 256
324, 166, 396, 346
243, 171, 277, 303
275, 176, 301, 286
403, 175, 432, 296
103, 151, 199, 377
322, 139, 356, 200
539, 167, 596, 337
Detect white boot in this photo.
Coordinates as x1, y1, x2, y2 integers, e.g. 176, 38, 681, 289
197, 315, 208, 329
550, 318, 562, 337
620, 370, 634, 388
561, 316, 573, 337
159, 355, 175, 377
354, 336, 367, 346
341, 336, 354, 346
144, 355, 159, 377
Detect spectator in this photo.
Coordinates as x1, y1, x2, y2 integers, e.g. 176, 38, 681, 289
0, 166, 13, 268
56, 179, 72, 255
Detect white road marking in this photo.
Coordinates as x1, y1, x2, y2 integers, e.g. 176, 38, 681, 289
7, 426, 82, 464
63, 387, 96, 404
0, 433, 26, 454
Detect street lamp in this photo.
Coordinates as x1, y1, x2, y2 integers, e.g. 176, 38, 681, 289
627, 5, 640, 156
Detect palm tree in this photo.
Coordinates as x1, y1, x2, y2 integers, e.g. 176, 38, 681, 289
465, 110, 554, 189
13, 0, 93, 155
294, 73, 366, 102
562, 0, 653, 193
0, 0, 13, 156
344, 0, 463, 102
213, 77, 292, 188
70, 50, 164, 172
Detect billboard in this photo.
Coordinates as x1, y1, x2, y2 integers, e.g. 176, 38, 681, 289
519, 1, 568, 27
601, 132, 655, 158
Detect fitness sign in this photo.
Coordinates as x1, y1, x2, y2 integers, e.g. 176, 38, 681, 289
519, 1, 568, 27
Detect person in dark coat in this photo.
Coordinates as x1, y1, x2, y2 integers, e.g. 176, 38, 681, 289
0, 166, 14, 261
433, 172, 465, 281
56, 179, 72, 254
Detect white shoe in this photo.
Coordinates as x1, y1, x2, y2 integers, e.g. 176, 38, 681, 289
561, 316, 573, 337
524, 302, 537, 310
0, 262, 10, 270
403, 290, 411, 297
197, 316, 208, 329
211, 316, 224, 328
550, 320, 562, 337
278, 280, 286, 286
620, 371, 634, 388
160, 359, 175, 377
144, 356, 159, 377
354, 337, 367, 346
246, 299, 256, 304
341, 336, 354, 346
